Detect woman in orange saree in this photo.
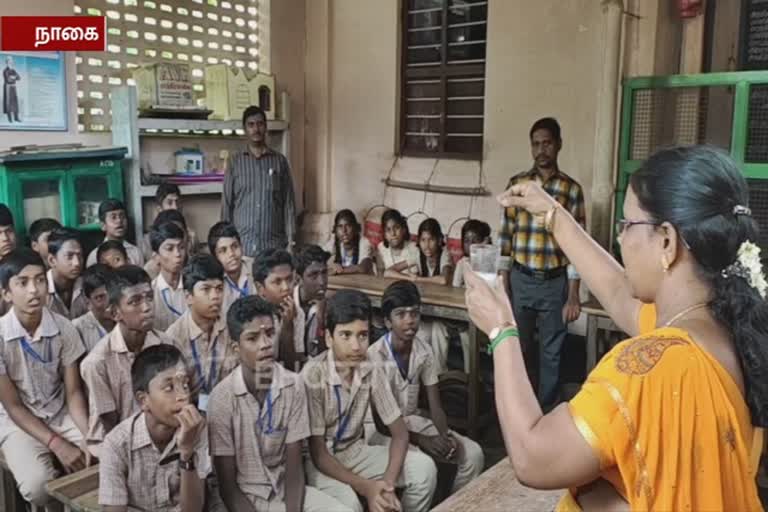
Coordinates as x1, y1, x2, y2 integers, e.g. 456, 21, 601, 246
464, 146, 767, 511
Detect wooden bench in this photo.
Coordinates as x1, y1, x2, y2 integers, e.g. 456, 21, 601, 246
45, 465, 99, 512
431, 457, 562, 512
44, 465, 100, 512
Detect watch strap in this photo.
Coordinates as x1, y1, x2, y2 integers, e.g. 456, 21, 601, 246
179, 454, 196, 472
487, 326, 519, 355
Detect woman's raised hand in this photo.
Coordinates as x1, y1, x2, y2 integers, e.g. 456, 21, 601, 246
497, 181, 558, 215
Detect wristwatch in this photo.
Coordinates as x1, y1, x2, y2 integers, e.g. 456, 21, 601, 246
487, 323, 519, 355
179, 454, 196, 472
489, 323, 517, 341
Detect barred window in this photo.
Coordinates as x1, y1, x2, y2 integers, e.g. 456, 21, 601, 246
75, 0, 262, 132
400, 0, 487, 159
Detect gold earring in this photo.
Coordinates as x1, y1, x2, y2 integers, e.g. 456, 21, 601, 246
661, 255, 670, 272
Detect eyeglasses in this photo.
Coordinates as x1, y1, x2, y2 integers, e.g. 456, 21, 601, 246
615, 219, 660, 238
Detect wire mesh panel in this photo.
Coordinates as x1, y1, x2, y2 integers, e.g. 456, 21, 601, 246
747, 85, 768, 163
748, 179, 768, 264
629, 86, 734, 161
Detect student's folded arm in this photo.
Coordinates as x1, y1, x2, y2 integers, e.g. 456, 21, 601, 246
0, 375, 56, 445
358, 257, 374, 275
371, 369, 408, 486
284, 442, 306, 512
377, 413, 409, 487
425, 384, 450, 435
63, 365, 89, 437
213, 456, 255, 512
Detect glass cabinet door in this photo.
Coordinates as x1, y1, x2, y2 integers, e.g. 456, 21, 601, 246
20, 177, 64, 230
73, 175, 110, 228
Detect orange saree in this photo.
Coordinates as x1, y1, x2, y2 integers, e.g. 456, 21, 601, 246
557, 304, 763, 511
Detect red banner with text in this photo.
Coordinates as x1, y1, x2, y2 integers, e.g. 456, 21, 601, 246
1, 16, 106, 51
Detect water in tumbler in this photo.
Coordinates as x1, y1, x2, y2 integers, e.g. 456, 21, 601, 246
470, 244, 499, 287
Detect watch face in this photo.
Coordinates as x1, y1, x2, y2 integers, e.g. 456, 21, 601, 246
489, 327, 500, 339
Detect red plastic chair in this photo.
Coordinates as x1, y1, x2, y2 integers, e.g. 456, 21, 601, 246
362, 204, 389, 249
446, 216, 469, 264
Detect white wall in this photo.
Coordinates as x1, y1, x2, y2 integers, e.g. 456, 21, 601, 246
304, 0, 605, 242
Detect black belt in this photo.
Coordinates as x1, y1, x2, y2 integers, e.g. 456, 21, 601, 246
513, 261, 567, 280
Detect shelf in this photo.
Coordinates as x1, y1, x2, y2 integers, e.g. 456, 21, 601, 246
139, 181, 223, 197
136, 118, 288, 137
382, 178, 491, 197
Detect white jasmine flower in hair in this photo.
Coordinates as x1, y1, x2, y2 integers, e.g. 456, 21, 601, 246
736, 241, 768, 299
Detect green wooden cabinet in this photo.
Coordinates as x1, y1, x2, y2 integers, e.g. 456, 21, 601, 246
0, 146, 128, 240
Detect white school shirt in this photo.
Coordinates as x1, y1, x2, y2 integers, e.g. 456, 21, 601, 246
376, 240, 420, 274
415, 250, 452, 278
323, 237, 375, 268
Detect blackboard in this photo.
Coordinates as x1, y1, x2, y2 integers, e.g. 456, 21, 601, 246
741, 0, 768, 70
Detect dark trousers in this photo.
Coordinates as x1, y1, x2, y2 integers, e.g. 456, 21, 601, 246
509, 267, 568, 411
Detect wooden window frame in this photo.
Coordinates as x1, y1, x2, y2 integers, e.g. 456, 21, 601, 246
399, 0, 487, 161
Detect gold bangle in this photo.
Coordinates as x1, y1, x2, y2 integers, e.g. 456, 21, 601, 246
544, 203, 560, 233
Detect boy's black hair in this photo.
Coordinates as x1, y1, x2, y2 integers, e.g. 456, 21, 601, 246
461, 219, 491, 242
252, 248, 294, 284
226, 295, 276, 342
96, 239, 128, 263
0, 248, 45, 289
530, 117, 562, 142
155, 182, 181, 205
107, 265, 151, 306
149, 222, 186, 253
381, 280, 421, 319
182, 254, 224, 293
152, 209, 187, 230
98, 198, 127, 223
207, 221, 241, 255
131, 344, 186, 395
46, 228, 82, 258
0, 204, 13, 228
242, 105, 267, 127
381, 209, 410, 248
82, 263, 112, 299
295, 244, 330, 276
325, 289, 371, 334
332, 209, 362, 266
28, 218, 62, 243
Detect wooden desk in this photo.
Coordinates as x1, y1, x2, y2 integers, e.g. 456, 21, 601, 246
328, 274, 485, 438
45, 465, 99, 512
432, 458, 562, 511
582, 299, 626, 373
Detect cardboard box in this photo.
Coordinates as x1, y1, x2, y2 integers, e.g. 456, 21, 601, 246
204, 65, 276, 120
133, 63, 195, 110
248, 72, 276, 120
204, 64, 251, 120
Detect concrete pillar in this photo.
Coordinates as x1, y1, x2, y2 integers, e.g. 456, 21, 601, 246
589, 0, 624, 248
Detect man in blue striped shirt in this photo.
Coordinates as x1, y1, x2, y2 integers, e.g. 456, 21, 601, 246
222, 106, 297, 257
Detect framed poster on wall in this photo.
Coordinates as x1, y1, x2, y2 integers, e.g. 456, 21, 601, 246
0, 51, 67, 131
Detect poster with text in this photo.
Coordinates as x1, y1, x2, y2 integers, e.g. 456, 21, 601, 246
0, 51, 66, 131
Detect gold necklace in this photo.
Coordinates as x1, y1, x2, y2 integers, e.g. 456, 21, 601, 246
662, 303, 709, 327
